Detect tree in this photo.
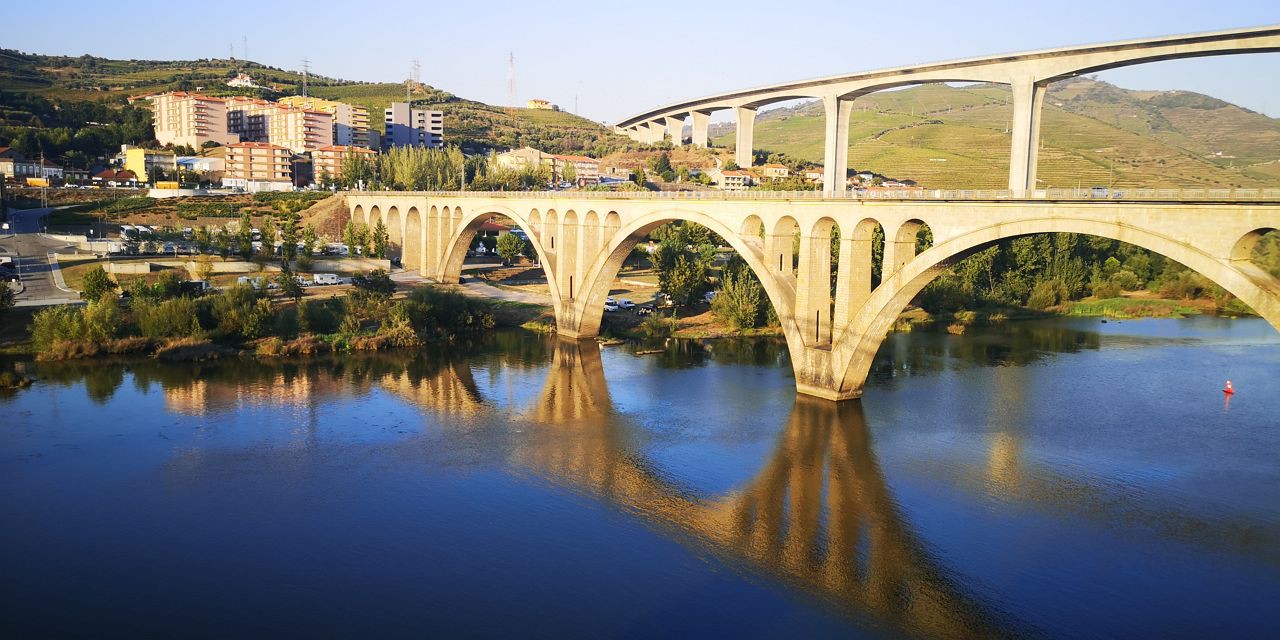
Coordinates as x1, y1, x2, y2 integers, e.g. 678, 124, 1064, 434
80, 265, 117, 302
665, 255, 707, 306
302, 223, 318, 257
370, 219, 389, 259
259, 217, 277, 258
633, 167, 648, 188
496, 232, 525, 266
193, 226, 211, 254
281, 214, 299, 261
276, 264, 303, 303
725, 160, 740, 171
0, 282, 15, 326
343, 220, 368, 256
561, 160, 577, 186
237, 212, 254, 259
351, 269, 395, 300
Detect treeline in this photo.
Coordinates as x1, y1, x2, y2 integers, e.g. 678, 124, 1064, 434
0, 91, 153, 169
31, 268, 495, 360
325, 147, 563, 192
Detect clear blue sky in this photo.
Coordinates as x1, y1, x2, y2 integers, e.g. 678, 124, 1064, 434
6, 0, 1280, 121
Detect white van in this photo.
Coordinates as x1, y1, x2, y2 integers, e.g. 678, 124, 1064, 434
313, 273, 340, 285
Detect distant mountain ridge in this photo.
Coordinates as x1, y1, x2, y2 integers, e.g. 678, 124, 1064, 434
709, 78, 1280, 189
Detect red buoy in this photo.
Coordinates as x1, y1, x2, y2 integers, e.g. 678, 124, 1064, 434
1224, 380, 1235, 394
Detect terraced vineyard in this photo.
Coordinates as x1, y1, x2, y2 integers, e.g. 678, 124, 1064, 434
711, 79, 1280, 189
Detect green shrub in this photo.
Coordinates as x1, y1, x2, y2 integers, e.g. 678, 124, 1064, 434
1110, 269, 1141, 291
212, 284, 274, 339
82, 298, 124, 342
133, 297, 203, 339
176, 201, 242, 219
101, 197, 155, 215
640, 313, 678, 339
298, 299, 339, 334
30, 305, 86, 351
403, 286, 495, 338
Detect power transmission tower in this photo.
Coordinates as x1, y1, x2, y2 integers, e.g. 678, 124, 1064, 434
407, 58, 421, 103
243, 36, 248, 64
302, 58, 310, 97
507, 53, 516, 107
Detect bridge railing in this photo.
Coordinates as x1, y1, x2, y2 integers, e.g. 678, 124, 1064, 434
351, 188, 1280, 201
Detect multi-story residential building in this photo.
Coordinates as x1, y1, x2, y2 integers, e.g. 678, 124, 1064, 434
312, 145, 377, 183
226, 98, 333, 154
124, 147, 178, 183
142, 92, 239, 148
552, 154, 600, 185
278, 96, 372, 149
222, 142, 294, 192
383, 102, 443, 149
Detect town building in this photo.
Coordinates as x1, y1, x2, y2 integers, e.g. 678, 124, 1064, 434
383, 102, 443, 149
226, 73, 261, 88
706, 167, 754, 191
226, 98, 334, 154
124, 147, 178, 183
222, 142, 294, 192
176, 156, 226, 174
92, 169, 138, 187
142, 92, 239, 148
496, 147, 600, 185
312, 145, 377, 183
278, 96, 372, 149
526, 98, 558, 111
760, 163, 790, 179
802, 167, 824, 184
0, 147, 33, 180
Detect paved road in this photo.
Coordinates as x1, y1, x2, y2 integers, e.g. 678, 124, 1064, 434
1, 207, 83, 306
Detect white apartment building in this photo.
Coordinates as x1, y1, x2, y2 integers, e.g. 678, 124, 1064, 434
383, 102, 443, 149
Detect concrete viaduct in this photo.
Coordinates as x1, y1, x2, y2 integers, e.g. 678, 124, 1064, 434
344, 191, 1280, 401
612, 24, 1280, 197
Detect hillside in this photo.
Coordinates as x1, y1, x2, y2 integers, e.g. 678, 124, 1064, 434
0, 49, 630, 156
709, 78, 1280, 189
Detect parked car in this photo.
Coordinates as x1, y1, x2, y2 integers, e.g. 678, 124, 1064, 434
703, 290, 719, 303
605, 296, 617, 305
178, 280, 212, 296
294, 276, 313, 287
603, 302, 619, 312
655, 293, 674, 308
313, 273, 340, 285
635, 304, 655, 316
618, 299, 635, 309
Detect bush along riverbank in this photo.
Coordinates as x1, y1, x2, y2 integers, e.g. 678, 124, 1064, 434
27, 269, 510, 362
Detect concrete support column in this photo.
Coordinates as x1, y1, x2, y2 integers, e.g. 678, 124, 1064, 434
831, 234, 858, 341
665, 115, 686, 145
766, 230, 796, 281
690, 111, 710, 148
821, 95, 853, 197
881, 237, 916, 281
1008, 78, 1046, 197
796, 230, 833, 346
647, 122, 664, 145
734, 107, 756, 168
424, 209, 439, 278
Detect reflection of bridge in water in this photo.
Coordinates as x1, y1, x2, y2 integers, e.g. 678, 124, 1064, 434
147, 334, 1275, 634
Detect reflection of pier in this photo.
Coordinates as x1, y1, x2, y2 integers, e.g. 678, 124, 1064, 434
514, 342, 1008, 638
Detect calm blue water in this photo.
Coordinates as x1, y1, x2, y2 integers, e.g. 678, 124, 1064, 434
2, 316, 1278, 638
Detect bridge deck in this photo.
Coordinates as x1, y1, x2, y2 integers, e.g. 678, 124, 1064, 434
354, 188, 1280, 203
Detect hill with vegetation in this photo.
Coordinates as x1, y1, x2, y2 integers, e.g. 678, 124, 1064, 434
0, 49, 633, 162
709, 78, 1280, 189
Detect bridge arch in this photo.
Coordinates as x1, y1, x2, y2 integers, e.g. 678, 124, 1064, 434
439, 205, 565, 320
383, 206, 402, 261
835, 217, 1280, 398
573, 208, 802, 345
405, 207, 423, 274
367, 205, 380, 228
352, 205, 364, 226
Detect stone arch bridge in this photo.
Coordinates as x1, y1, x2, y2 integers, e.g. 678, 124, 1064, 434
345, 191, 1280, 401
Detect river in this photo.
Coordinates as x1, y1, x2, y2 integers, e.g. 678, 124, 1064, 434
2, 316, 1278, 638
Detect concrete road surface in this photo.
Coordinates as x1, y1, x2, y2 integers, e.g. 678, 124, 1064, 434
1, 207, 83, 307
